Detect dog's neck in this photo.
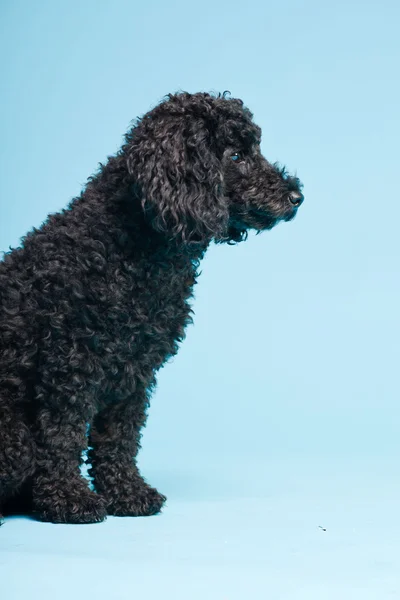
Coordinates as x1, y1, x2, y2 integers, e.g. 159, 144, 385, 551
75, 154, 210, 264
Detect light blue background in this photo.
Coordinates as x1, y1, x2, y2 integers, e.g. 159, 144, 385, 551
1, 0, 400, 598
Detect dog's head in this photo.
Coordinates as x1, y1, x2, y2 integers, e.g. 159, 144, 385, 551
125, 92, 303, 244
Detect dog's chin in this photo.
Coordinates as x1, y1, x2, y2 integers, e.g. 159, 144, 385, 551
247, 210, 279, 230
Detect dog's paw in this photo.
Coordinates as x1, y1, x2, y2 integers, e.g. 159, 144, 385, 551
105, 485, 167, 517
33, 481, 107, 524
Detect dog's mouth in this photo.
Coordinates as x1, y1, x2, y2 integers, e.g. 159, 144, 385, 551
246, 200, 300, 229
247, 209, 277, 230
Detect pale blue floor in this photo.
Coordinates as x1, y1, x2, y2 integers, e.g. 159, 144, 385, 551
1, 456, 400, 599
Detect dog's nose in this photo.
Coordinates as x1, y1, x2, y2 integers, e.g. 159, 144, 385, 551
289, 191, 304, 207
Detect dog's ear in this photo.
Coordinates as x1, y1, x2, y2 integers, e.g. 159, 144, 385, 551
125, 111, 228, 243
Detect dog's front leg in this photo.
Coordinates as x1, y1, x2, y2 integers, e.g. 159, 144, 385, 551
32, 396, 107, 524
88, 389, 166, 517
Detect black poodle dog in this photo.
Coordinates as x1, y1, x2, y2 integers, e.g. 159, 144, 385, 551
0, 92, 304, 524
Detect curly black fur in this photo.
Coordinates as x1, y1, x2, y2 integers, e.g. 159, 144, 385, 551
0, 92, 303, 524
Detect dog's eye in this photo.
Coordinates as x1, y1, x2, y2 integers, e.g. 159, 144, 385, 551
230, 152, 243, 162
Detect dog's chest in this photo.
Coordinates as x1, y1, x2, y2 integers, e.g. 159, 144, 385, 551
80, 253, 198, 365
